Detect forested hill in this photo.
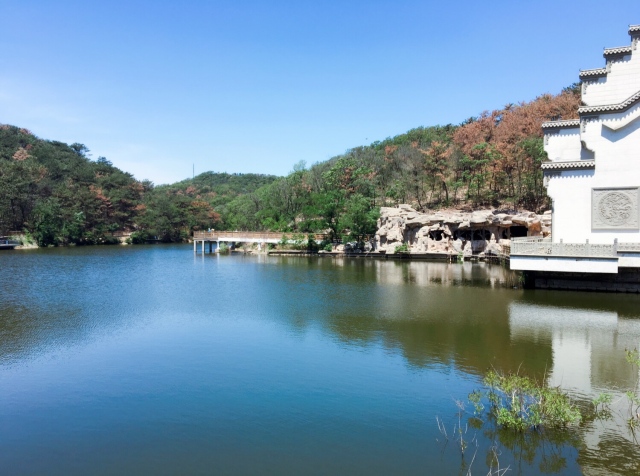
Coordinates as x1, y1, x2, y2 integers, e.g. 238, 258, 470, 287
220, 86, 582, 241
0, 125, 276, 245
141, 172, 278, 242
0, 84, 582, 246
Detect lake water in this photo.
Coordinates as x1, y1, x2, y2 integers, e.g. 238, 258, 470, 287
1, 245, 640, 475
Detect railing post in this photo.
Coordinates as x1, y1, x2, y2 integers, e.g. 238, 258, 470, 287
586, 239, 590, 256
614, 238, 618, 255
559, 238, 563, 256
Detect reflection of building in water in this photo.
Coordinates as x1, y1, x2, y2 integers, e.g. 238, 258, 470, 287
509, 302, 640, 470
509, 303, 640, 392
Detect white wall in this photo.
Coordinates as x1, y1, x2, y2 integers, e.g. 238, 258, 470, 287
546, 170, 595, 242
509, 255, 618, 273
583, 53, 640, 106
545, 129, 582, 162
545, 95, 640, 245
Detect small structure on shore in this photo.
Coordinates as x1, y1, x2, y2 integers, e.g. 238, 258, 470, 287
0, 237, 20, 250
510, 24, 640, 291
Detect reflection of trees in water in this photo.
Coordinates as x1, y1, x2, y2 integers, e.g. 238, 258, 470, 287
325, 309, 550, 376
277, 258, 552, 376
322, 284, 551, 378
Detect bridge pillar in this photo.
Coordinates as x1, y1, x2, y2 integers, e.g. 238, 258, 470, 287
194, 240, 196, 253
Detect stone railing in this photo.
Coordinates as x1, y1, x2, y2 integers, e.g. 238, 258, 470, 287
511, 237, 640, 258
617, 242, 640, 253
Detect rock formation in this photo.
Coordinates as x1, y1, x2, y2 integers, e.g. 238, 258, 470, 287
374, 205, 550, 257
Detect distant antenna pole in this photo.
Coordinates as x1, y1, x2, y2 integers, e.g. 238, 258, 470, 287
193, 164, 194, 180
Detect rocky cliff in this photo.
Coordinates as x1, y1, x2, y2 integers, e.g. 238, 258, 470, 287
374, 205, 550, 257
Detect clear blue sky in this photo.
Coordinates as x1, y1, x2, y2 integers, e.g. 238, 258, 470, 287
1, 1, 639, 184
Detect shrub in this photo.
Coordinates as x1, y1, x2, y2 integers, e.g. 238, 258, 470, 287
394, 243, 409, 254
307, 234, 319, 252
129, 231, 148, 244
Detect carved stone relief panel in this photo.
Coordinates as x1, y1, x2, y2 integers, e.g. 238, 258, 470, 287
592, 187, 640, 229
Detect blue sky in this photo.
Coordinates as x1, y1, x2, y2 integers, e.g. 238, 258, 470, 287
1, 1, 639, 184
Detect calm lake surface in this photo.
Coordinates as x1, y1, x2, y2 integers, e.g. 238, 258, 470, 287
1, 245, 640, 475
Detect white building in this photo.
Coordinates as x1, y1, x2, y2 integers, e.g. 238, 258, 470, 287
511, 25, 640, 285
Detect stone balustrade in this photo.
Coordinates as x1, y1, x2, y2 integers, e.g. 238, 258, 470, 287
510, 237, 640, 258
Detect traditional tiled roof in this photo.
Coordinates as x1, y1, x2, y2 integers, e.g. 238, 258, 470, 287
579, 68, 607, 79
578, 90, 640, 114
629, 25, 640, 34
604, 45, 633, 56
541, 160, 596, 170
541, 119, 580, 129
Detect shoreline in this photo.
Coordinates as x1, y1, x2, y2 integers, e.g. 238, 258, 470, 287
264, 249, 508, 263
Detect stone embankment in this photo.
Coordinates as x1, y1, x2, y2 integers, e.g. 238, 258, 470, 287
375, 205, 550, 257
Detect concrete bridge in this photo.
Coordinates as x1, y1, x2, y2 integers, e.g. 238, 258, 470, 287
192, 231, 327, 253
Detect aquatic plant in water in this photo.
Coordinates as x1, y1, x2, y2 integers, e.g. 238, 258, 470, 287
482, 370, 582, 431
440, 351, 640, 474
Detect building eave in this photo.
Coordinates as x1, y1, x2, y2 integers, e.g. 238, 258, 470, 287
578, 90, 640, 115
579, 68, 607, 79
541, 160, 596, 171
542, 119, 581, 129
603, 45, 633, 57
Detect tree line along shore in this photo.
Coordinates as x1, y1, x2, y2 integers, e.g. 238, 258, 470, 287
0, 85, 580, 247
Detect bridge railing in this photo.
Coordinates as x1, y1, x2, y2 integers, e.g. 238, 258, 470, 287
193, 231, 328, 241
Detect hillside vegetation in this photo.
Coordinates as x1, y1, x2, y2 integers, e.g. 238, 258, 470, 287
0, 126, 275, 245
0, 85, 581, 245
222, 86, 581, 241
